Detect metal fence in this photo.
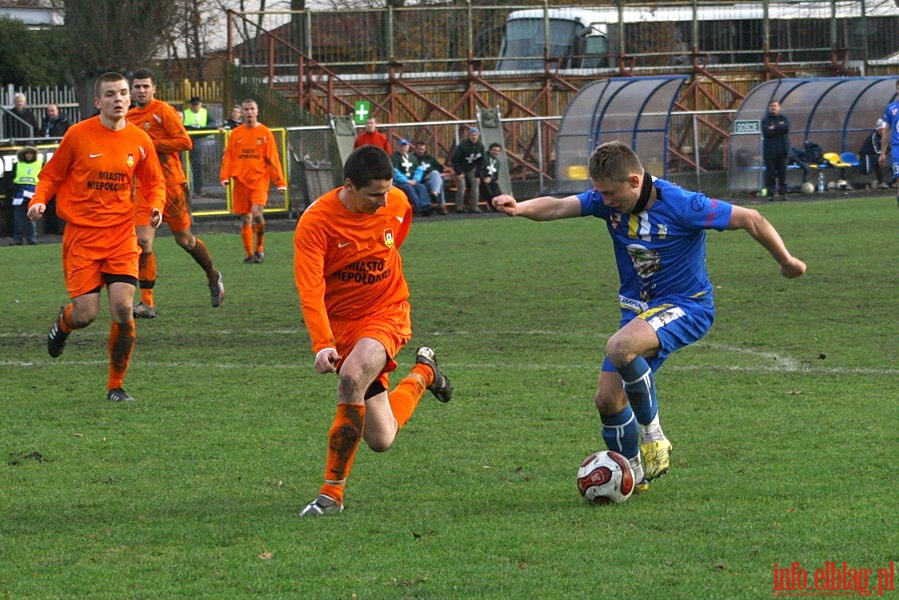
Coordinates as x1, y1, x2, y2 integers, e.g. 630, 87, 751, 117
230, 1, 899, 76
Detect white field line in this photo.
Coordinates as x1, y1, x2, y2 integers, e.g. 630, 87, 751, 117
1, 329, 893, 375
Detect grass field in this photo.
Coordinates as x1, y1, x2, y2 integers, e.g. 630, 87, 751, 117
1, 197, 896, 599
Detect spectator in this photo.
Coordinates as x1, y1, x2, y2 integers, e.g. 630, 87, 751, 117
391, 138, 433, 216
11, 146, 42, 245
449, 125, 485, 213
3, 93, 38, 139
219, 98, 287, 264
859, 119, 889, 189
479, 142, 504, 211
182, 96, 211, 195
40, 104, 71, 138
761, 100, 790, 201
219, 105, 242, 131
413, 139, 449, 214
354, 117, 392, 154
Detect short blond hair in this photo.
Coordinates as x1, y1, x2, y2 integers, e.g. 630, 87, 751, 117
588, 141, 643, 182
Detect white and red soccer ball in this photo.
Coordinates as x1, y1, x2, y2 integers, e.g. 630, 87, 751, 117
576, 450, 635, 504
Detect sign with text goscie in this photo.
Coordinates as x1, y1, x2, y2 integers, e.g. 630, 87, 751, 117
733, 120, 761, 135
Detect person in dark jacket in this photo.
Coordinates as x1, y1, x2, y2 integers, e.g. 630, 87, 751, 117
858, 119, 889, 189
3, 93, 39, 139
449, 125, 485, 213
761, 100, 790, 201
40, 104, 71, 138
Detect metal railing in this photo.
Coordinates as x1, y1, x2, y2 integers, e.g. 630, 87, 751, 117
229, 1, 899, 77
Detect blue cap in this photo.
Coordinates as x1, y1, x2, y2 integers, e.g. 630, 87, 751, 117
399, 138, 410, 145
469, 127, 479, 134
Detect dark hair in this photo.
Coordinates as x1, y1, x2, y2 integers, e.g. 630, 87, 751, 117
131, 68, 155, 84
344, 145, 393, 188
93, 72, 128, 97
489, 142, 502, 150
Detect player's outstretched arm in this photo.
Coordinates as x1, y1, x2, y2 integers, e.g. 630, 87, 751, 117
493, 194, 582, 221
727, 205, 806, 278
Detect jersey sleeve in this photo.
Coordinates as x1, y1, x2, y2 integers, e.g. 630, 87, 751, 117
155, 105, 193, 154
134, 132, 166, 214
293, 212, 336, 353
265, 129, 287, 188
29, 134, 72, 208
680, 192, 733, 231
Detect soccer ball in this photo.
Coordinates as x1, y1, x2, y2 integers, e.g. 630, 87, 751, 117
800, 181, 815, 194
576, 450, 635, 504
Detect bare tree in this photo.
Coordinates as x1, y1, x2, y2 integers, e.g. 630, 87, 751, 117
51, 0, 180, 116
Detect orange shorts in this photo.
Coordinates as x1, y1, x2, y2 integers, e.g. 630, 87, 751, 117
331, 301, 412, 389
61, 222, 140, 298
230, 179, 270, 214
134, 182, 192, 231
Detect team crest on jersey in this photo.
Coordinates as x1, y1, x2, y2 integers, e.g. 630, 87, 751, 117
143, 122, 151, 131
127, 154, 135, 167
610, 213, 622, 230
384, 228, 395, 248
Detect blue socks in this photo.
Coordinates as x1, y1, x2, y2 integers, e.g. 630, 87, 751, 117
617, 356, 658, 426
601, 404, 639, 460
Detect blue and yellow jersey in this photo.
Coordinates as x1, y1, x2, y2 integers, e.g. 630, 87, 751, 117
577, 177, 733, 310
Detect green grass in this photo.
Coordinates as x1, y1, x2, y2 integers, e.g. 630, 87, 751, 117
1, 197, 897, 599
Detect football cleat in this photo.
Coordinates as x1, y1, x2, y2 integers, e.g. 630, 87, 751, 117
133, 302, 157, 319
47, 308, 70, 358
243, 255, 255, 264
415, 346, 453, 403
209, 271, 225, 308
107, 388, 136, 402
253, 251, 265, 264
634, 478, 650, 493
641, 438, 673, 481
298, 494, 344, 518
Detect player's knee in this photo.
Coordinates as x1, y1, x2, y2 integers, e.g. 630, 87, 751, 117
174, 232, 196, 250
366, 434, 394, 453
604, 335, 631, 367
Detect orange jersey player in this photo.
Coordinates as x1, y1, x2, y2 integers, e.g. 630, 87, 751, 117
293, 145, 453, 518
219, 98, 286, 264
127, 68, 225, 318
27, 71, 165, 403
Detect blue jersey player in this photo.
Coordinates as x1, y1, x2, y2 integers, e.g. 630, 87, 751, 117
493, 141, 806, 491
878, 78, 899, 208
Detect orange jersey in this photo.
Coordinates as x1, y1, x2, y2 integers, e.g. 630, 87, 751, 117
294, 187, 413, 353
127, 98, 192, 186
219, 123, 286, 190
29, 116, 165, 228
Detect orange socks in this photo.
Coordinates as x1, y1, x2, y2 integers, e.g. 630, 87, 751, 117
185, 237, 216, 278
138, 252, 156, 306
58, 304, 75, 333
389, 366, 431, 428
253, 222, 265, 253
107, 320, 136, 390
320, 403, 366, 504
240, 225, 253, 257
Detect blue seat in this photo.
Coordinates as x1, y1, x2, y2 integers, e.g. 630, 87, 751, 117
840, 152, 859, 167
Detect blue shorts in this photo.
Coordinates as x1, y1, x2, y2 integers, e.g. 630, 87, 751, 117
890, 146, 899, 180
601, 294, 715, 373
